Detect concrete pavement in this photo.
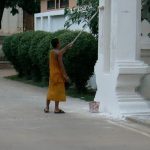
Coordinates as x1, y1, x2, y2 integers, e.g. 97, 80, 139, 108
0, 69, 150, 150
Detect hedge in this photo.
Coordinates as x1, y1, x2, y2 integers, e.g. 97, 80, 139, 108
36, 33, 53, 83
2, 30, 98, 91
3, 33, 24, 76
29, 31, 50, 81
58, 31, 98, 90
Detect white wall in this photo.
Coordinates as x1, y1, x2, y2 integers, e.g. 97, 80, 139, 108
35, 10, 64, 32
34, 9, 90, 32
51, 15, 65, 32
0, 8, 23, 35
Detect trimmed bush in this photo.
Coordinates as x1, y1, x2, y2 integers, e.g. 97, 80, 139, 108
2, 36, 13, 61
58, 31, 98, 91
17, 31, 35, 79
29, 31, 49, 81
3, 33, 24, 76
2, 30, 98, 91
53, 29, 71, 37
36, 33, 53, 83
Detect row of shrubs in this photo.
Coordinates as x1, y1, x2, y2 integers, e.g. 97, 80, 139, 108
2, 30, 98, 91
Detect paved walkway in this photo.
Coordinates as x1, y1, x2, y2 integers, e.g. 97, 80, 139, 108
0, 69, 150, 150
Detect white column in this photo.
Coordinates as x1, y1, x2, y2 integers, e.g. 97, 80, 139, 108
116, 0, 141, 61
95, 0, 150, 117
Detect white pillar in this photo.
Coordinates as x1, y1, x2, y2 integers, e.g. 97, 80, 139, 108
95, 0, 150, 117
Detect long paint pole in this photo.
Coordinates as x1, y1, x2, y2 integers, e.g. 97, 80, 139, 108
72, 9, 99, 44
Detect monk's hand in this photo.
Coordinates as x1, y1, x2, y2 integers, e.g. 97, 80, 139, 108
67, 42, 73, 49
63, 74, 70, 82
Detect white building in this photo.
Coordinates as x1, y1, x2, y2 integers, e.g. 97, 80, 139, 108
34, 0, 89, 32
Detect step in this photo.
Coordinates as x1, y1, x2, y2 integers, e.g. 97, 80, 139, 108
119, 100, 150, 114
0, 61, 13, 69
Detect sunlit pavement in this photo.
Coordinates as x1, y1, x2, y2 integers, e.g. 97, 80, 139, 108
0, 69, 150, 150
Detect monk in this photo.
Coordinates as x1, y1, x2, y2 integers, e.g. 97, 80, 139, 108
44, 38, 73, 113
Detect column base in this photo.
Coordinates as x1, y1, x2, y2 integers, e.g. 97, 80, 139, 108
95, 59, 150, 117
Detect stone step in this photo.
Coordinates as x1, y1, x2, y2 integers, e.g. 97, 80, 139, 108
119, 100, 150, 115
0, 61, 13, 69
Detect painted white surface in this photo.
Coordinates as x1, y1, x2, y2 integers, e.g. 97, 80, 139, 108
0, 8, 23, 35
94, 0, 150, 117
34, 9, 90, 32
51, 15, 65, 32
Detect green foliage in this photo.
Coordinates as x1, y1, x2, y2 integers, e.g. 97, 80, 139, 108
142, 0, 150, 23
2, 30, 98, 91
36, 33, 53, 83
65, 0, 150, 37
5, 0, 40, 15
2, 36, 12, 61
53, 29, 71, 37
0, 0, 40, 28
17, 31, 35, 78
2, 33, 24, 76
58, 31, 98, 91
29, 31, 49, 81
65, 0, 99, 36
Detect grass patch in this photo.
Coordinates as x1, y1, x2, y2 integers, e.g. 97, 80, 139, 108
5, 75, 95, 102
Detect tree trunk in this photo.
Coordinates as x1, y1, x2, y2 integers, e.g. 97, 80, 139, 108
0, 0, 5, 29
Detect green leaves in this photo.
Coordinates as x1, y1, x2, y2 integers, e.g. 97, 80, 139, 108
5, 0, 40, 15
142, 0, 150, 23
2, 30, 98, 91
65, 0, 150, 37
64, 0, 99, 36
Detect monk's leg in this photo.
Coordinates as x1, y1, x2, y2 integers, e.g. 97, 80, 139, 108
44, 99, 50, 113
55, 101, 59, 112
55, 101, 65, 113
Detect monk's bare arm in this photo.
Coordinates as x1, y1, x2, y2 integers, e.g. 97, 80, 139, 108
59, 42, 73, 55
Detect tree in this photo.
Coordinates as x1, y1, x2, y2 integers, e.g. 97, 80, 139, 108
142, 0, 150, 22
0, 0, 40, 29
0, 0, 5, 29
65, 0, 99, 36
65, 0, 150, 37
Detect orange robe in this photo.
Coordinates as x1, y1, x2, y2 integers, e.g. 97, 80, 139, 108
47, 50, 66, 101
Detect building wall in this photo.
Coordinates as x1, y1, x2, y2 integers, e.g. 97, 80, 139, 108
41, 0, 47, 12
69, 0, 76, 8
41, 0, 76, 12
0, 8, 23, 35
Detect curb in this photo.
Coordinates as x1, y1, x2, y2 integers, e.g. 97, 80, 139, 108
126, 116, 150, 128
